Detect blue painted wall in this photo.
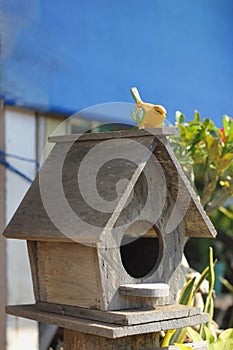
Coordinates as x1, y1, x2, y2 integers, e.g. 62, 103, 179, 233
1, 0, 233, 125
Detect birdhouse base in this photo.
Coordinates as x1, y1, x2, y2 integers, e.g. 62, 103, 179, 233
63, 329, 208, 350
63, 328, 161, 349
6, 303, 209, 339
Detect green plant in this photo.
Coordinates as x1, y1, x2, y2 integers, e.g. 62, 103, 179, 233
218, 276, 233, 293
161, 248, 216, 347
175, 344, 193, 349
162, 247, 233, 349
170, 112, 233, 296
170, 112, 233, 214
184, 326, 233, 350
161, 113, 233, 348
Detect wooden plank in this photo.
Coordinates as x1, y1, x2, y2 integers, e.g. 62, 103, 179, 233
3, 135, 156, 242
37, 301, 131, 325
49, 127, 180, 143
0, 101, 6, 350
3, 127, 215, 243
64, 329, 80, 350
119, 283, 169, 297
63, 328, 161, 350
97, 157, 186, 310
36, 302, 201, 326
37, 242, 103, 309
95, 140, 180, 310
153, 138, 217, 238
6, 304, 210, 339
63, 330, 207, 350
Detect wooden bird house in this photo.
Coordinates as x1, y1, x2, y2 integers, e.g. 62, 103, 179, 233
4, 128, 216, 349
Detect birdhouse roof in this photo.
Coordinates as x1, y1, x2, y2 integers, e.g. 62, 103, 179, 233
3, 128, 217, 243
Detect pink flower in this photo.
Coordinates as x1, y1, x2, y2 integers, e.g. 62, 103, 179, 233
220, 128, 226, 143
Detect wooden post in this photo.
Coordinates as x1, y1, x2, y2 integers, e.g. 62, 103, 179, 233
0, 101, 6, 350
63, 330, 208, 349
63, 328, 160, 350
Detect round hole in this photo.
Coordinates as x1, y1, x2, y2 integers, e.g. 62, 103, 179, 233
120, 221, 163, 278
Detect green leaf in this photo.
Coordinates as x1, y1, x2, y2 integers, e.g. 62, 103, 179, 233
169, 278, 197, 345
215, 329, 233, 350
174, 328, 187, 345
204, 326, 215, 344
200, 248, 215, 337
187, 327, 203, 342
189, 131, 204, 152
218, 153, 233, 172
218, 276, 233, 293
176, 111, 185, 125
179, 277, 196, 305
218, 206, 233, 220
174, 344, 192, 349
161, 329, 176, 347
194, 110, 200, 122
193, 259, 217, 295
208, 247, 215, 291
208, 139, 220, 163
223, 115, 233, 137
203, 118, 210, 129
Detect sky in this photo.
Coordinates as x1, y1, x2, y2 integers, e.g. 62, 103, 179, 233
1, 0, 233, 126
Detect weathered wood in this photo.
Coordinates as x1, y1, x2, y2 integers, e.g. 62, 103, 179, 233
3, 135, 156, 242
97, 159, 186, 309
3, 128, 217, 314
153, 138, 217, 238
63, 330, 207, 350
63, 328, 161, 350
49, 127, 180, 143
3, 129, 216, 242
119, 283, 169, 297
36, 302, 202, 326
6, 304, 210, 338
37, 241, 103, 309
27, 241, 40, 301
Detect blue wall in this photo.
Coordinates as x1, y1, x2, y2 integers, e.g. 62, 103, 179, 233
1, 0, 233, 125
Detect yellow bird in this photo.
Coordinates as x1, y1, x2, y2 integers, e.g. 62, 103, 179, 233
131, 87, 167, 129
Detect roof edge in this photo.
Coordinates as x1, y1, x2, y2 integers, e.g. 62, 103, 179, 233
48, 127, 179, 143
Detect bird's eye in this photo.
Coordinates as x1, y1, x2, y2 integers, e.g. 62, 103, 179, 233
154, 108, 163, 115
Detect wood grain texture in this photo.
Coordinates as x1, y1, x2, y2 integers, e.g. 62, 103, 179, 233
36, 302, 202, 326
119, 283, 169, 297
63, 328, 160, 350
97, 157, 186, 309
6, 304, 210, 338
3, 135, 156, 242
153, 137, 217, 238
3, 128, 215, 242
36, 242, 103, 309
49, 127, 180, 143
3, 128, 216, 314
